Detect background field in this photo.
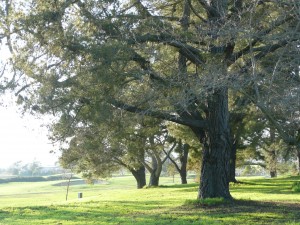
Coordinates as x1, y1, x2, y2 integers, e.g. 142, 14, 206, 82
0, 175, 299, 224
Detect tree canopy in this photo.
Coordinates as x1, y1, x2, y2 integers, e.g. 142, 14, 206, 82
1, 0, 299, 199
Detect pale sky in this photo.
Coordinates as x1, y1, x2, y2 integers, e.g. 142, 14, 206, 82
0, 42, 59, 168
0, 94, 59, 168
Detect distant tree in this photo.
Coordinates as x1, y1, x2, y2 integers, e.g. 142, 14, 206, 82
166, 161, 177, 183
136, 121, 176, 187
61, 165, 74, 201
164, 139, 189, 184
58, 116, 159, 189
166, 123, 203, 184
8, 161, 23, 176
26, 160, 42, 176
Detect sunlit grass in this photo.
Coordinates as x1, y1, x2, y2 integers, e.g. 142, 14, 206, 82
0, 175, 299, 224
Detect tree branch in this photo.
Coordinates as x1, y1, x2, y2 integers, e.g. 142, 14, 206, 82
110, 100, 207, 129
196, 0, 220, 18
187, 0, 207, 22
230, 16, 294, 64
163, 143, 181, 172
127, 33, 205, 65
162, 142, 177, 164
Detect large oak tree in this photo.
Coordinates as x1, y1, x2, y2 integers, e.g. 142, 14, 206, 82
6, 0, 298, 199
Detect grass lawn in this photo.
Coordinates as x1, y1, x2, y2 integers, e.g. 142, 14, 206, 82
0, 175, 299, 224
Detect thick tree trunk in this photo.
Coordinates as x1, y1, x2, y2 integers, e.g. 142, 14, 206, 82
229, 140, 237, 182
149, 171, 160, 186
198, 88, 232, 200
130, 166, 146, 189
180, 171, 187, 184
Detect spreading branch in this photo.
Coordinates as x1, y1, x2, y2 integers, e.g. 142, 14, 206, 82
110, 100, 207, 129
127, 33, 205, 65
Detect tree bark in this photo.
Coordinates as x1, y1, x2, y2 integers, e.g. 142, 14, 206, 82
229, 139, 237, 183
149, 170, 160, 186
198, 88, 232, 200
269, 149, 277, 178
148, 155, 160, 186
179, 143, 189, 184
130, 165, 146, 189
297, 147, 300, 175
269, 128, 277, 178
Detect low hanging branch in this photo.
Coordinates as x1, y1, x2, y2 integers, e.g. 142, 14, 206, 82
110, 99, 208, 129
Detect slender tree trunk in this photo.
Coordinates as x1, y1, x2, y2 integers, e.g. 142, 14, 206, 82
198, 88, 232, 200
179, 144, 189, 184
269, 128, 277, 178
297, 147, 300, 175
65, 172, 73, 201
269, 150, 277, 178
130, 165, 146, 189
229, 139, 237, 182
148, 155, 160, 186
166, 141, 189, 184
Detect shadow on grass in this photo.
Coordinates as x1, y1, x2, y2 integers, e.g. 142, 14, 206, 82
0, 200, 197, 225
236, 176, 300, 185
229, 176, 300, 196
174, 199, 300, 224
2, 199, 299, 225
158, 183, 198, 189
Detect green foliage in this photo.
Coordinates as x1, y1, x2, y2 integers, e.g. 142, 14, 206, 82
4, 0, 300, 199
291, 182, 300, 193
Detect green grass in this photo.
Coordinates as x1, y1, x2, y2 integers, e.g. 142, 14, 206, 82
291, 181, 300, 193
184, 197, 229, 207
0, 175, 299, 224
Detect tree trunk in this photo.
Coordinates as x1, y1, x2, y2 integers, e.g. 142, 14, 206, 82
180, 170, 187, 184
148, 155, 160, 186
166, 141, 189, 184
269, 128, 277, 178
198, 88, 232, 200
229, 139, 237, 182
269, 150, 277, 178
149, 171, 160, 186
297, 147, 300, 175
179, 144, 189, 184
130, 165, 146, 189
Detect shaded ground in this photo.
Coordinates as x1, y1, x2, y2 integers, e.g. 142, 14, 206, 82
176, 200, 300, 224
